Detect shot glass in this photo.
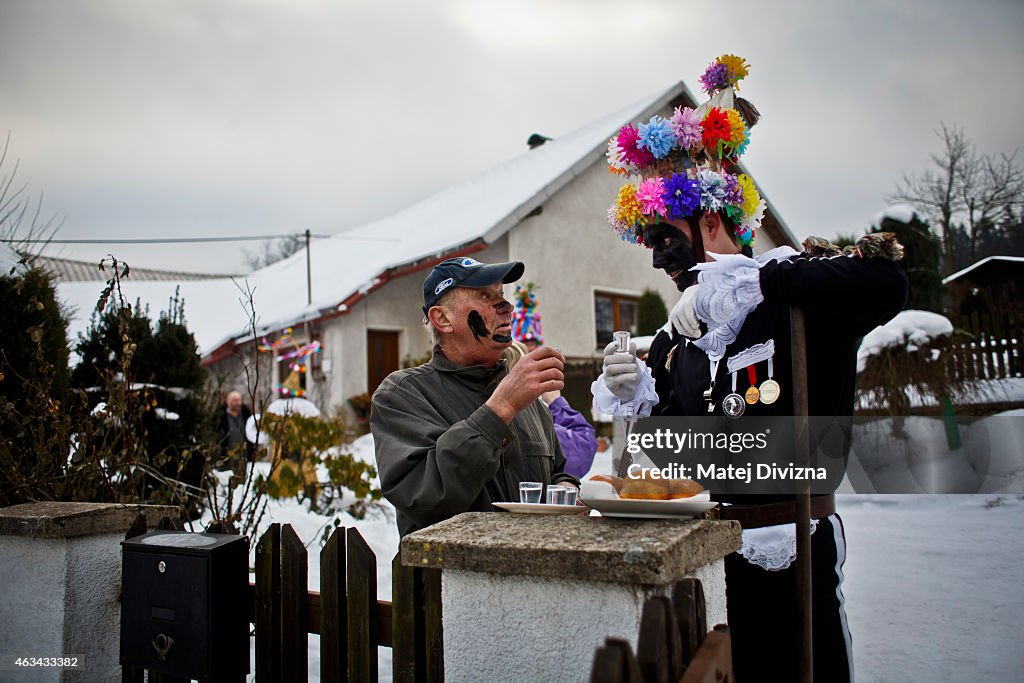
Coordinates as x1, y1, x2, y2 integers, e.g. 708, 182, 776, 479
519, 482, 543, 504
563, 487, 578, 507
546, 485, 568, 505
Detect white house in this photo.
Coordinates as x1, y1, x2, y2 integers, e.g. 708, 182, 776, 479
58, 80, 798, 416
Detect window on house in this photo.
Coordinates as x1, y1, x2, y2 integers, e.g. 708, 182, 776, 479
595, 293, 638, 348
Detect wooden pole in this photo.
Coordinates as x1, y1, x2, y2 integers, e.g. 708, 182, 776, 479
790, 306, 813, 683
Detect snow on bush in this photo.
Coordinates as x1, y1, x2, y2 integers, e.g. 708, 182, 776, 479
872, 203, 917, 227
857, 310, 954, 372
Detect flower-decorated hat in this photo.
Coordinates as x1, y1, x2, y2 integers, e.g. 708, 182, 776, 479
607, 54, 767, 248
511, 283, 543, 345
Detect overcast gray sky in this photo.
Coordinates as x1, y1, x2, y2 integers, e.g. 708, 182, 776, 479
2, 0, 1022, 274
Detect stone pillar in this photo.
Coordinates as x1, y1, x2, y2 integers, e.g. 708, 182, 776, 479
0, 502, 176, 682
403, 513, 741, 683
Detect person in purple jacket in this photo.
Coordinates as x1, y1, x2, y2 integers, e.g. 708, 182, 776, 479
508, 284, 598, 478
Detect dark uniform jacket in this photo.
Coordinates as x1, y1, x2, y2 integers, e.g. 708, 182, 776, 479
647, 253, 908, 504
371, 346, 577, 537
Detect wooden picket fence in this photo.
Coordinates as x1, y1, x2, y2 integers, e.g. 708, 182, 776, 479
123, 517, 442, 682
947, 312, 1023, 382
589, 578, 733, 683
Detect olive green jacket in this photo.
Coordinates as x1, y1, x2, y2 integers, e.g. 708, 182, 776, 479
371, 346, 577, 537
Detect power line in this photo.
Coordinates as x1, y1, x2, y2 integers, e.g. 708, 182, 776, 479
2, 232, 398, 245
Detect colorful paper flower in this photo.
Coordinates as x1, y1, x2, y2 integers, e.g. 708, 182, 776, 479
614, 182, 645, 227
718, 54, 750, 89
736, 174, 761, 218
616, 124, 654, 168
608, 207, 639, 243
699, 61, 730, 94
670, 106, 703, 150
700, 107, 732, 154
606, 136, 629, 175
697, 170, 729, 212
636, 177, 667, 217
637, 116, 676, 159
662, 173, 701, 220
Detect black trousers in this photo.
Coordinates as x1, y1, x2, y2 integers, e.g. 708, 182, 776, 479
724, 514, 854, 683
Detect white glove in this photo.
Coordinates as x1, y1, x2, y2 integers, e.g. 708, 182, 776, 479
669, 285, 701, 339
602, 340, 643, 402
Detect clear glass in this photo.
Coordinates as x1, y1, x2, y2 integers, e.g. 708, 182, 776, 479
519, 482, 543, 504
546, 485, 568, 505
563, 488, 578, 507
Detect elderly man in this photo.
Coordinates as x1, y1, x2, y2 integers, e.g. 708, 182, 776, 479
371, 257, 579, 537
216, 390, 253, 461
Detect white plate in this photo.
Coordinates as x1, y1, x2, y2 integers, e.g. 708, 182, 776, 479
580, 479, 716, 519
493, 502, 589, 515
582, 497, 718, 519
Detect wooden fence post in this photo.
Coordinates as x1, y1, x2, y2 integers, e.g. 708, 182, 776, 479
680, 625, 733, 683
423, 567, 444, 682
256, 523, 309, 682
392, 551, 426, 683
590, 638, 643, 683
346, 527, 378, 681
672, 578, 707, 666
637, 595, 683, 683
320, 526, 348, 682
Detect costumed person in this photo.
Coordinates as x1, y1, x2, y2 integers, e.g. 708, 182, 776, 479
594, 55, 908, 682
510, 284, 599, 478
371, 257, 581, 537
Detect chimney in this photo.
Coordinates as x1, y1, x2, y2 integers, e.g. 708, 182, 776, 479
527, 133, 551, 150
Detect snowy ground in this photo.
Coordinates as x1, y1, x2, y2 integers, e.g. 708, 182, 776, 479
839, 494, 1024, 682
226, 431, 1024, 682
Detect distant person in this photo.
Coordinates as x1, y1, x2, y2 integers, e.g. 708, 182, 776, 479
371, 257, 580, 537
216, 390, 253, 462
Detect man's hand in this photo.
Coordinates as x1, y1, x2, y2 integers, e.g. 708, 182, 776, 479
669, 285, 701, 338
602, 340, 642, 402
487, 347, 565, 423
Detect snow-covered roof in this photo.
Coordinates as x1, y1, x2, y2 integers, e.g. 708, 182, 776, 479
1, 244, 29, 277
57, 81, 799, 357
942, 256, 1024, 286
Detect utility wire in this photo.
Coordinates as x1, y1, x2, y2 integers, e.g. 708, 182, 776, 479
2, 233, 398, 244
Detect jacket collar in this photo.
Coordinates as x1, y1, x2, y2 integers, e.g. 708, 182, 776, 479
431, 345, 507, 387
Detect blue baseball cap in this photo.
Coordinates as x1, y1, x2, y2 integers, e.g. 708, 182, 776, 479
422, 257, 525, 316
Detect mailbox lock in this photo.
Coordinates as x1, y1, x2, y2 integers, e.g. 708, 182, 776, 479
158, 561, 166, 573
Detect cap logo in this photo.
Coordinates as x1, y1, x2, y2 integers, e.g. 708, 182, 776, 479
434, 277, 454, 295
461, 258, 481, 267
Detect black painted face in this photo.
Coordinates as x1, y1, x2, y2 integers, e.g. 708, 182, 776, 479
463, 289, 514, 345
643, 222, 698, 291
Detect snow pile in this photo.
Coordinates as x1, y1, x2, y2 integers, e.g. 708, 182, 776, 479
857, 310, 954, 372
872, 203, 917, 227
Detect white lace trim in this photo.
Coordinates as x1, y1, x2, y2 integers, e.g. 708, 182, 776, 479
591, 362, 659, 417
738, 518, 819, 571
690, 247, 799, 361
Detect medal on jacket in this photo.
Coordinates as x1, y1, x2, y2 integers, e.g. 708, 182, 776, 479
759, 357, 781, 405
744, 365, 760, 405
722, 369, 746, 418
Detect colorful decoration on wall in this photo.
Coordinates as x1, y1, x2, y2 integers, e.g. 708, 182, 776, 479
258, 327, 322, 397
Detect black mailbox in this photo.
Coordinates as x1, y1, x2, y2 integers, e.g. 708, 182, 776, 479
121, 530, 249, 680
